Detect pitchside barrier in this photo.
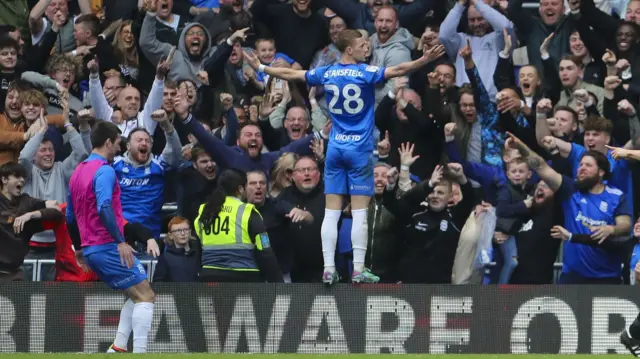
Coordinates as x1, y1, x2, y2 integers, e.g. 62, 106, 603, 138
0, 283, 638, 354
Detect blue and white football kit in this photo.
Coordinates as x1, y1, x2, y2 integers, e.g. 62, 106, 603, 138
305, 63, 386, 196
555, 176, 632, 283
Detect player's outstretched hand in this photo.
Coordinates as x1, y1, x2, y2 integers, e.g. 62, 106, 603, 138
146, 239, 160, 258
117, 242, 136, 268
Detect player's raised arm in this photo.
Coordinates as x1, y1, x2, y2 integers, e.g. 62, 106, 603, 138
243, 51, 307, 82
384, 45, 445, 80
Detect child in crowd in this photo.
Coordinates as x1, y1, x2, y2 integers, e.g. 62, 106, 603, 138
153, 216, 200, 282
495, 158, 534, 284
253, 38, 301, 85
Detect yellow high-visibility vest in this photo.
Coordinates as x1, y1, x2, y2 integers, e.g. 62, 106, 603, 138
195, 196, 258, 271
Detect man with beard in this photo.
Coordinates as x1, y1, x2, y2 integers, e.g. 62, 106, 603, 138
141, 5, 248, 87
507, 0, 574, 77
505, 180, 562, 284
245, 169, 313, 282
195, 0, 246, 43
178, 146, 218, 225
110, 110, 182, 244
0, 162, 63, 282
539, 115, 634, 214
135, 0, 191, 90
177, 92, 324, 178
506, 132, 631, 284
439, 0, 513, 101
88, 55, 168, 138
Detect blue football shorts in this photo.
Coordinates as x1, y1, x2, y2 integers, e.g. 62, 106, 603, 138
85, 245, 148, 290
324, 146, 374, 196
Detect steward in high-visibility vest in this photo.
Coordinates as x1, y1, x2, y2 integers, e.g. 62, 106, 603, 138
194, 169, 283, 282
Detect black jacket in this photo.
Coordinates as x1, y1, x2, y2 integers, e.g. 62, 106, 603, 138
256, 197, 295, 273
152, 242, 201, 282
384, 180, 474, 283
0, 194, 63, 273
276, 182, 325, 282
178, 166, 218, 225
510, 200, 563, 284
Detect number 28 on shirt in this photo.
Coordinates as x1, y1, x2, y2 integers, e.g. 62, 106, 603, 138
305, 63, 386, 151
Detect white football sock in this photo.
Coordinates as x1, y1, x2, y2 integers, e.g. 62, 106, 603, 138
132, 302, 154, 353
113, 298, 134, 349
351, 208, 368, 273
321, 209, 342, 270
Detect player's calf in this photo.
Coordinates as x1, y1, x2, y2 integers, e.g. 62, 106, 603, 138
127, 281, 156, 353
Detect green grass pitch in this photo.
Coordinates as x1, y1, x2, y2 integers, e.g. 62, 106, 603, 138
0, 355, 631, 358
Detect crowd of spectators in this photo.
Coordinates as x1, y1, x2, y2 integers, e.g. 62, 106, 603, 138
3, 0, 640, 285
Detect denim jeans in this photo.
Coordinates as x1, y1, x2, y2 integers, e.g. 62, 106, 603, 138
497, 236, 518, 284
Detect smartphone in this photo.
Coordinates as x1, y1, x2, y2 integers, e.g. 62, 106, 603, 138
274, 79, 283, 89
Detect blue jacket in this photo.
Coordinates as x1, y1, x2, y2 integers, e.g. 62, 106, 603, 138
180, 112, 321, 177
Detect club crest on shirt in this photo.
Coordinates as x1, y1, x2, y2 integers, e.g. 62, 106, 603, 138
599, 201, 608, 213
440, 220, 448, 231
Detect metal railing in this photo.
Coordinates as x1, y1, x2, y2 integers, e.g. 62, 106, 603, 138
23, 259, 158, 282
22, 259, 564, 282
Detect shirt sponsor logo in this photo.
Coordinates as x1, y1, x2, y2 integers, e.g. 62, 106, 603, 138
575, 211, 608, 228
119, 178, 150, 187
335, 134, 361, 141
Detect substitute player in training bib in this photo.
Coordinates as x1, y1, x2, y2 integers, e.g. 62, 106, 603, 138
243, 28, 441, 284
67, 121, 156, 353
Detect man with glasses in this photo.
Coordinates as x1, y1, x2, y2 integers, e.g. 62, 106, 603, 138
277, 156, 327, 283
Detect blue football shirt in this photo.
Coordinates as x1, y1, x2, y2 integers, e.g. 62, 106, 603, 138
568, 144, 633, 203
556, 176, 632, 278
305, 63, 386, 151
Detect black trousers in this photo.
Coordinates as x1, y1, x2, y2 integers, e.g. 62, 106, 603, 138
200, 268, 262, 283
558, 271, 622, 284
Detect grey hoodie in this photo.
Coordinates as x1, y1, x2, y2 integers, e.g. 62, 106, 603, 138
140, 13, 216, 87
369, 28, 414, 106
